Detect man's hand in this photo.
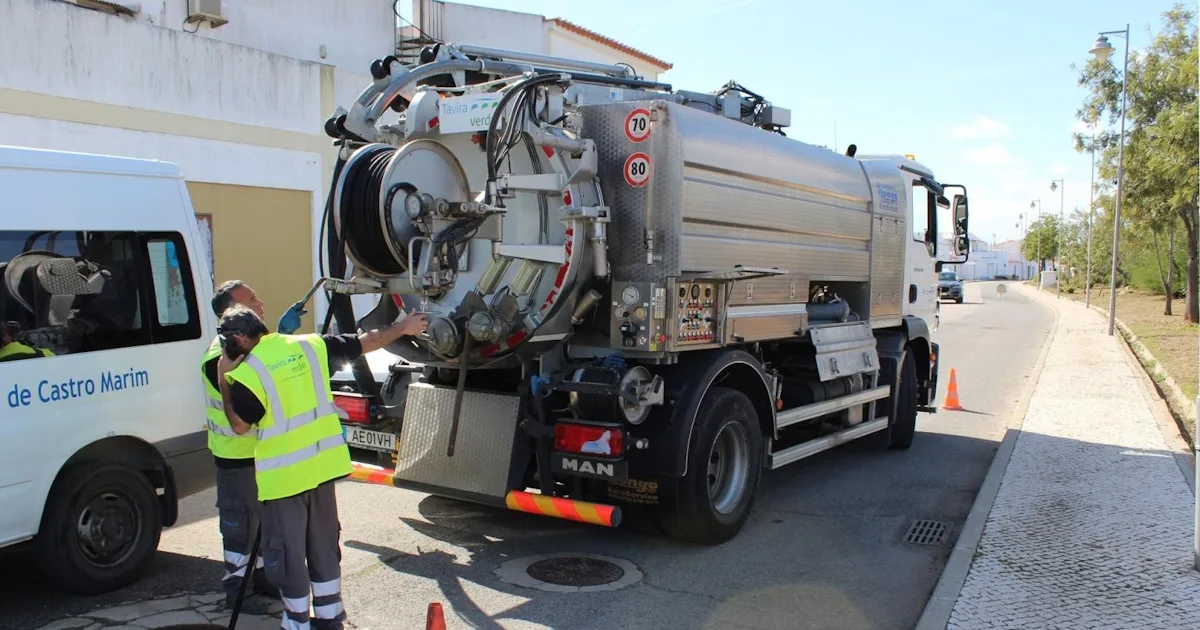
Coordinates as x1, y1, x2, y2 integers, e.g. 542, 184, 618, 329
398, 313, 428, 337
358, 312, 429, 354
277, 300, 308, 334
217, 352, 244, 377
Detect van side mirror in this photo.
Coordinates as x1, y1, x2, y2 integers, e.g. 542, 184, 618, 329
951, 194, 969, 256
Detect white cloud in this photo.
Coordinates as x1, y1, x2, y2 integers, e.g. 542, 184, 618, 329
948, 115, 1012, 141
960, 144, 1018, 166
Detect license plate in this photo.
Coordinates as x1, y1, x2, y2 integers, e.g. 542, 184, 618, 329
344, 426, 397, 453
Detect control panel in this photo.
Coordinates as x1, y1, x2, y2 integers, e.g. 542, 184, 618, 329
608, 282, 668, 352
674, 281, 718, 346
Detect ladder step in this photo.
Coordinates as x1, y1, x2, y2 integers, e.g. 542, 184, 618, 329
769, 417, 890, 469
775, 385, 891, 430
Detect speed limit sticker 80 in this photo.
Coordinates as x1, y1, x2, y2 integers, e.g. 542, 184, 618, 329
624, 152, 651, 188
625, 108, 652, 143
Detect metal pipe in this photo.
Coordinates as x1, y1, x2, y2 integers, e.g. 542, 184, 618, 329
1107, 24, 1129, 338
1086, 132, 1096, 308
455, 43, 634, 77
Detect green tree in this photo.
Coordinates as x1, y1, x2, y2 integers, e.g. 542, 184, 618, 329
1074, 5, 1199, 322
1021, 214, 1061, 271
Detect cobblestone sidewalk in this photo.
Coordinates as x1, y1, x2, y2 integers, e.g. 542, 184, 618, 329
34, 593, 283, 630
946, 288, 1200, 629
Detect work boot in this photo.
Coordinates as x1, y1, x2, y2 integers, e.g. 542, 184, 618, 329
252, 571, 280, 599
224, 591, 272, 615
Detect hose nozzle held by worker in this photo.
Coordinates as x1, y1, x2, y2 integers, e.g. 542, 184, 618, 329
277, 300, 308, 335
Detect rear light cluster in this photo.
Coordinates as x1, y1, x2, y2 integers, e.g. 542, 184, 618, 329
333, 393, 371, 425
554, 422, 623, 457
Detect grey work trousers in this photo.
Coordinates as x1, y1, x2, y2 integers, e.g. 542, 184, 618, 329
215, 465, 264, 598
261, 481, 345, 630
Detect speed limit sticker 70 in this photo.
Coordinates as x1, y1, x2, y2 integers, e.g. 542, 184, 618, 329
624, 108, 652, 143
624, 152, 651, 187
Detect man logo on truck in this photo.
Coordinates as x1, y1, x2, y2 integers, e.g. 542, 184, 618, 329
560, 457, 616, 478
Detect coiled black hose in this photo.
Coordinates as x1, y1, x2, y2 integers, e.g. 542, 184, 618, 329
340, 146, 404, 276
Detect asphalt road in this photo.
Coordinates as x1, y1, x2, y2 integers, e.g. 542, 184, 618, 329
0, 282, 1052, 630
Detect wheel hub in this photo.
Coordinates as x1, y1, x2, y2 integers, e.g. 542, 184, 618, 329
77, 492, 140, 566
707, 421, 750, 515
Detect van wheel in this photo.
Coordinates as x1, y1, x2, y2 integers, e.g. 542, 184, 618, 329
35, 463, 162, 594
660, 387, 763, 545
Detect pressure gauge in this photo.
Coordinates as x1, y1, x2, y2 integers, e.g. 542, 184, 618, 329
404, 193, 423, 219
691, 284, 700, 300
621, 286, 641, 306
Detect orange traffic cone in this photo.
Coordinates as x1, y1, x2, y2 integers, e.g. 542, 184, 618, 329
426, 602, 447, 630
942, 368, 963, 411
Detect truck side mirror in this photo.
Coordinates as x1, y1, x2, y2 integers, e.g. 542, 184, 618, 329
951, 194, 969, 256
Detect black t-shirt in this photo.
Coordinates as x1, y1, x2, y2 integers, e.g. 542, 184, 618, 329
227, 333, 363, 425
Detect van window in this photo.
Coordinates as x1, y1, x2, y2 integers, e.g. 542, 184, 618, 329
0, 230, 201, 360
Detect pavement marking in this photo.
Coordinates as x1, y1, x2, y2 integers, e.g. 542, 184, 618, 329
915, 282, 1060, 630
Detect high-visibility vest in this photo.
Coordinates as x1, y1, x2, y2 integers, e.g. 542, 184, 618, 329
225, 333, 350, 502
0, 340, 55, 362
202, 338, 258, 460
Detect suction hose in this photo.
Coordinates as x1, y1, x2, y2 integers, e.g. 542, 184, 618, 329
323, 154, 381, 398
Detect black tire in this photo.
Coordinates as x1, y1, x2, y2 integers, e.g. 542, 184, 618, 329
660, 387, 763, 545
34, 463, 163, 595
875, 349, 919, 450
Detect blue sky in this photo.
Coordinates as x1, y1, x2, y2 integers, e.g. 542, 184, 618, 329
398, 0, 1180, 244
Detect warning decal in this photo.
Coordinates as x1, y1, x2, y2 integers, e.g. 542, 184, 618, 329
624, 153, 651, 188
624, 108, 652, 143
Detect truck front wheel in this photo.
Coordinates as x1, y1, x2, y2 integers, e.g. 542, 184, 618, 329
876, 349, 918, 450
660, 387, 763, 545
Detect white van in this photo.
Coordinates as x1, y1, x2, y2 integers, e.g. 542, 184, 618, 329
0, 145, 218, 594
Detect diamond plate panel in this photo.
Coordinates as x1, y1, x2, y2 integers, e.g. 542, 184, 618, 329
394, 383, 521, 499
580, 100, 684, 283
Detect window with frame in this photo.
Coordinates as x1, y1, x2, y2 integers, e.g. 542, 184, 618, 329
0, 230, 201, 362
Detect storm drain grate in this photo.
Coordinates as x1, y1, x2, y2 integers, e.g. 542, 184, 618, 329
903, 519, 948, 545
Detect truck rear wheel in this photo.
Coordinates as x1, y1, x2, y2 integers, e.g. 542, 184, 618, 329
660, 387, 763, 545
34, 463, 163, 594
876, 349, 918, 450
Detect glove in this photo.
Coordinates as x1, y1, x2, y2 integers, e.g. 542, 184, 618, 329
277, 301, 307, 334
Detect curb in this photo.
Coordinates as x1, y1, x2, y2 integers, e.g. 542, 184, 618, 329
913, 282, 1060, 630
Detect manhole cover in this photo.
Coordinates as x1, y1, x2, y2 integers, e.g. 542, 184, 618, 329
526, 556, 625, 587
495, 553, 643, 593
903, 519, 948, 545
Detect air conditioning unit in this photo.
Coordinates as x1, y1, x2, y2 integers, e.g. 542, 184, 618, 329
186, 0, 228, 28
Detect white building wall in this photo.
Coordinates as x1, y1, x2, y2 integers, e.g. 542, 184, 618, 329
408, 1, 665, 81
1, 0, 396, 320
416, 0, 547, 51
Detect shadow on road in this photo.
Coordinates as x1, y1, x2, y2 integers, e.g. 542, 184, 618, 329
0, 548, 223, 626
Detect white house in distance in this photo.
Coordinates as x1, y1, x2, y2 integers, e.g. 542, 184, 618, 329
399, 1, 673, 81
940, 234, 1031, 281
0, 0, 398, 330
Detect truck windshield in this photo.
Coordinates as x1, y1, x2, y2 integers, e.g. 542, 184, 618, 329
939, 272, 958, 281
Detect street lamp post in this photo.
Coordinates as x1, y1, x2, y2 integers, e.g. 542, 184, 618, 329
1050, 179, 1065, 298
1086, 130, 1096, 308
1089, 27, 1129, 337
1030, 199, 1043, 283
1095, 23, 1198, 574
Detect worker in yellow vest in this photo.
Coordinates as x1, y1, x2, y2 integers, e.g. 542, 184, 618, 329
202, 280, 277, 613
0, 324, 55, 362
214, 304, 426, 630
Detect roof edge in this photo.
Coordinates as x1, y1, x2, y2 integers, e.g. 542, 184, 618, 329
545, 18, 673, 71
